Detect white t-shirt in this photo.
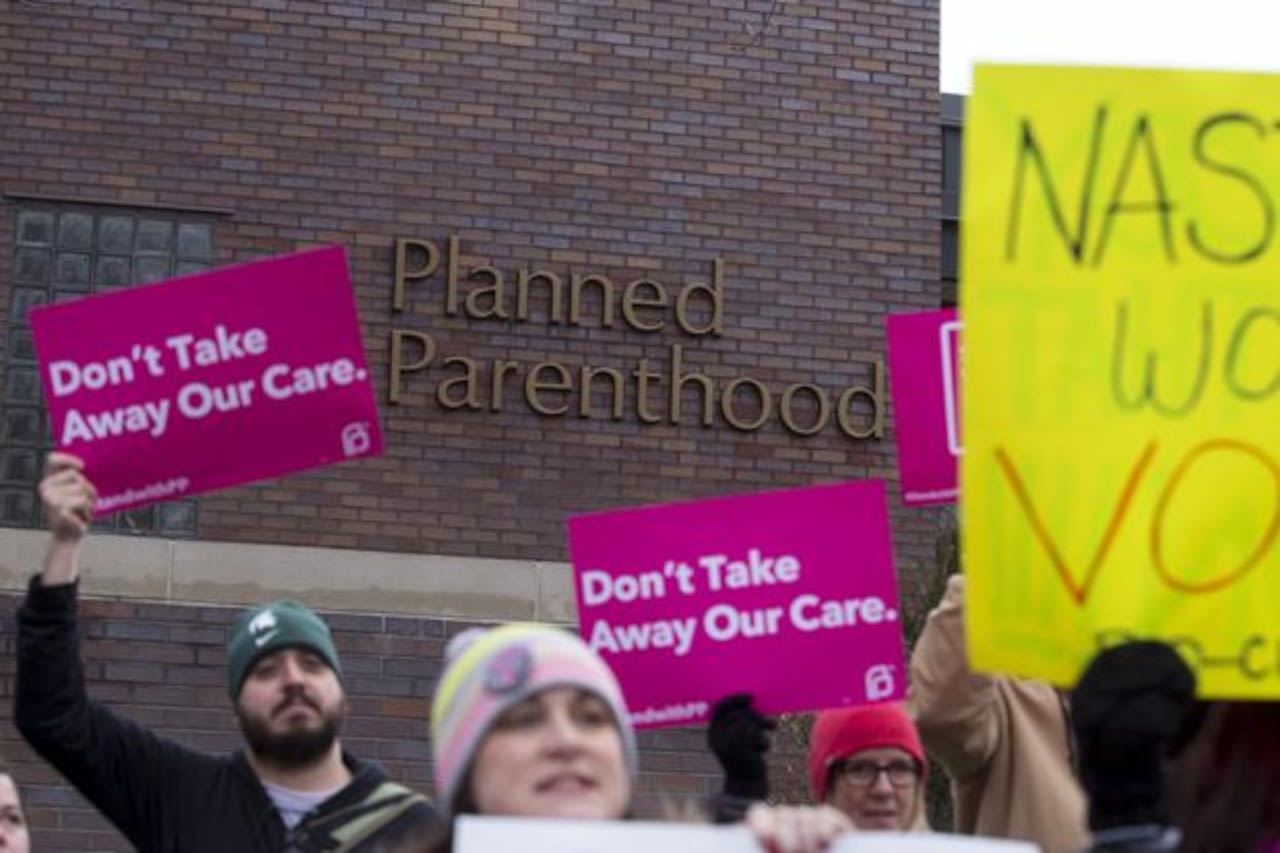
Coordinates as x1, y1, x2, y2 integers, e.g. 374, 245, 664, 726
263, 780, 345, 830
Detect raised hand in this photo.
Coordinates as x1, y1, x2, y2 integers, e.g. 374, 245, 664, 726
40, 453, 96, 543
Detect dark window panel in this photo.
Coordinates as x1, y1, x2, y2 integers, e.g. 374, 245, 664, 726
942, 126, 962, 192
8, 327, 37, 363
175, 260, 209, 277
5, 366, 41, 404
176, 223, 213, 260
0, 489, 37, 526
14, 247, 52, 284
113, 504, 159, 533
54, 252, 92, 289
16, 211, 54, 245
159, 500, 198, 535
942, 221, 958, 281
95, 255, 132, 288
135, 219, 173, 254
942, 126, 962, 220
0, 407, 42, 445
0, 448, 39, 485
134, 256, 171, 284
98, 216, 135, 253
57, 212, 93, 250
942, 279, 958, 308
53, 289, 90, 305
10, 288, 49, 324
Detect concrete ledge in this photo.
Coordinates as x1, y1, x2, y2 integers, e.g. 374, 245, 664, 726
536, 561, 577, 623
0, 528, 171, 599
0, 527, 577, 624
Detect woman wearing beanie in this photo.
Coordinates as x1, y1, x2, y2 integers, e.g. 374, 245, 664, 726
808, 703, 930, 832
421, 622, 853, 853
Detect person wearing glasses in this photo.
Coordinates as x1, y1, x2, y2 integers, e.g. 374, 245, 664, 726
706, 696, 928, 830
807, 703, 930, 831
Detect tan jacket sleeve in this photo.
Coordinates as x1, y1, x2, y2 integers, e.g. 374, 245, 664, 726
908, 574, 1002, 779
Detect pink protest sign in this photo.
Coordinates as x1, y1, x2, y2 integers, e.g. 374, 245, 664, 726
29, 245, 382, 514
568, 481, 905, 729
886, 309, 961, 506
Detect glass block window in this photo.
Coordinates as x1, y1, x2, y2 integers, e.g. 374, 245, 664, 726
3, 203, 214, 536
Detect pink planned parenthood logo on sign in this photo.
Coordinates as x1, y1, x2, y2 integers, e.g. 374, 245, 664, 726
886, 309, 961, 506
567, 481, 905, 729
29, 245, 383, 514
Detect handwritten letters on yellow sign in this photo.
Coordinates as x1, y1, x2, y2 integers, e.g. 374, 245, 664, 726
963, 66, 1280, 696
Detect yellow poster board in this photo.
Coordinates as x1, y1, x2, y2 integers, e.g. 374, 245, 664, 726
962, 65, 1280, 697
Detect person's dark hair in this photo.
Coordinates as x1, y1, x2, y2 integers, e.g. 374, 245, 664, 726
1175, 702, 1280, 852
1070, 641, 1195, 832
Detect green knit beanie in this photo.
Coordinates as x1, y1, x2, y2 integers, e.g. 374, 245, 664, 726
227, 600, 343, 699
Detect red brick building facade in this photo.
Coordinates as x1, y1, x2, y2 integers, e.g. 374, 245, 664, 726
0, 1, 941, 847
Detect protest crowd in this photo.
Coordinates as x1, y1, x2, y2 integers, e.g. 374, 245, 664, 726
12, 0, 1280, 830
0, 449, 1266, 853
2, 31, 1273, 850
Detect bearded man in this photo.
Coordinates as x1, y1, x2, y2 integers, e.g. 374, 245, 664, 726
15, 453, 437, 852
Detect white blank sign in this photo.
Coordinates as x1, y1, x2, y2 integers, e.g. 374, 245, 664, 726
455, 816, 1041, 853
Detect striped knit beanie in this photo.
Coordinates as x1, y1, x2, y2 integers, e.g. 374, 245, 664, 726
430, 623, 638, 813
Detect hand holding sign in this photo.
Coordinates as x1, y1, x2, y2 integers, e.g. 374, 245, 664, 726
36, 452, 99, 588
39, 453, 95, 544
568, 481, 905, 728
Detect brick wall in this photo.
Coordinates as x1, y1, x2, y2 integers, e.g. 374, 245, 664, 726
0, 593, 798, 850
1, 0, 940, 846
0, 0, 942, 566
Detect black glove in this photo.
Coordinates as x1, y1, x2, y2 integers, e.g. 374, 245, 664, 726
707, 693, 776, 802
1071, 641, 1196, 832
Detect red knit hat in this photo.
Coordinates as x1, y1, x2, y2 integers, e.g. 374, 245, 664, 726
808, 703, 926, 802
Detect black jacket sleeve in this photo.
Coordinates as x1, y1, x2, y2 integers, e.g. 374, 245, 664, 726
709, 790, 760, 824
14, 576, 213, 850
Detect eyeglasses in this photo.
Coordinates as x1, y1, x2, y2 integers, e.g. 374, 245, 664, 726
833, 758, 920, 788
